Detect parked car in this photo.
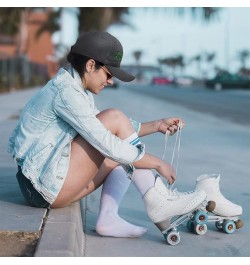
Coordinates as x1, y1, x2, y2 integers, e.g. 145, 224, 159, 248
173, 75, 195, 87
206, 73, 250, 91
151, 76, 172, 85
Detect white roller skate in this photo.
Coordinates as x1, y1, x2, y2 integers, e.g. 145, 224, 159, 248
195, 173, 244, 234
143, 176, 212, 245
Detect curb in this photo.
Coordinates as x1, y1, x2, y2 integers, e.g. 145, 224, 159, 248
34, 200, 84, 257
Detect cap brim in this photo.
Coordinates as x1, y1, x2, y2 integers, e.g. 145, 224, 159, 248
106, 65, 135, 82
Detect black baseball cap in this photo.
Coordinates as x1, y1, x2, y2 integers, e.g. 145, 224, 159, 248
71, 31, 135, 82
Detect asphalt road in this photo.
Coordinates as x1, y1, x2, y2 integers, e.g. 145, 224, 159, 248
127, 84, 250, 127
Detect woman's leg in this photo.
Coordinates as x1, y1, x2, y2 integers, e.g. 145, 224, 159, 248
51, 108, 136, 208
96, 166, 147, 237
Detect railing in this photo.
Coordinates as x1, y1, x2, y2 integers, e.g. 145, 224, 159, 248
0, 55, 49, 93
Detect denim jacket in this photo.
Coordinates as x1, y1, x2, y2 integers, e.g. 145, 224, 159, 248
8, 66, 145, 204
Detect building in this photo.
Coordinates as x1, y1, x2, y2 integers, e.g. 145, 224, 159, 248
0, 8, 58, 80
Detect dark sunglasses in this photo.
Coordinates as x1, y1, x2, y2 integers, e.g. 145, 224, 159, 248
101, 66, 113, 80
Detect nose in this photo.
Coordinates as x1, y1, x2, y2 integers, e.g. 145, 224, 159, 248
107, 78, 114, 85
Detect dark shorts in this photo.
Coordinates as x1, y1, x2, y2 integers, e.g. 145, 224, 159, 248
16, 166, 50, 208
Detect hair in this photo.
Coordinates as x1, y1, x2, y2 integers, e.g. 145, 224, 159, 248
67, 52, 103, 77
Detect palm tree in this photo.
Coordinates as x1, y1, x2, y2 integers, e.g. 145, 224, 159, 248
77, 7, 130, 33
0, 7, 222, 36
237, 49, 250, 69
158, 55, 185, 77
189, 54, 202, 78
175, 55, 185, 75
133, 50, 142, 63
204, 52, 216, 78
206, 52, 216, 64
133, 50, 143, 80
173, 7, 220, 22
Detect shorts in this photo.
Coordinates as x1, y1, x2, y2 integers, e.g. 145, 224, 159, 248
16, 166, 50, 208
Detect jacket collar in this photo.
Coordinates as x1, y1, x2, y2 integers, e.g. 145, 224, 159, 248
67, 65, 84, 89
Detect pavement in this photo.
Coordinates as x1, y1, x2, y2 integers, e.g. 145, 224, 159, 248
0, 88, 83, 257
0, 85, 250, 258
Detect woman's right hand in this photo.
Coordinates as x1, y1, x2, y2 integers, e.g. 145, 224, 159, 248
133, 153, 176, 184
156, 160, 176, 185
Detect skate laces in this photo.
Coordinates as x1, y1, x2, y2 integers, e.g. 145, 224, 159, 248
166, 187, 181, 197
162, 121, 182, 172
162, 121, 182, 191
166, 187, 194, 198
162, 122, 196, 197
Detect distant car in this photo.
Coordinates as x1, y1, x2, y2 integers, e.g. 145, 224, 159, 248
174, 76, 194, 87
206, 73, 250, 91
151, 76, 172, 85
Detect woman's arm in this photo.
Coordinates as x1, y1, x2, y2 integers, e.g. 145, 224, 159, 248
133, 152, 176, 184
138, 117, 185, 137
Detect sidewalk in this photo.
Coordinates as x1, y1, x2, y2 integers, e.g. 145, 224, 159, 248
0, 88, 84, 257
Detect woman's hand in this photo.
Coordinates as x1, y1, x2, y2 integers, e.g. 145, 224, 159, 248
133, 153, 176, 184
156, 160, 176, 185
156, 117, 185, 135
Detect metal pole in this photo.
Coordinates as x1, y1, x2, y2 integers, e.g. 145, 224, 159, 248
224, 8, 230, 72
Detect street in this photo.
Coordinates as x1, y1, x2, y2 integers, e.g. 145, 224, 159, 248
128, 84, 250, 126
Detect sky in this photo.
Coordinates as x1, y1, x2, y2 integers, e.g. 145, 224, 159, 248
56, 6, 250, 78
4, 1, 250, 76
108, 8, 250, 76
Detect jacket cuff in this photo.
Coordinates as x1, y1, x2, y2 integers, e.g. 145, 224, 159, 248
130, 118, 141, 134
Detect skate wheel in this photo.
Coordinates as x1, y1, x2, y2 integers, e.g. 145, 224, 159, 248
223, 220, 236, 234
165, 230, 181, 246
194, 224, 207, 235
187, 220, 194, 232
235, 219, 244, 229
215, 221, 223, 231
194, 211, 208, 225
206, 200, 216, 212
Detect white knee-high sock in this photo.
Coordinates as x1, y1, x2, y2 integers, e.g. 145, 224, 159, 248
132, 169, 156, 196
96, 133, 147, 238
96, 166, 148, 237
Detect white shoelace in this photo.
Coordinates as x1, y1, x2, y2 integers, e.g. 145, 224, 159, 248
166, 188, 193, 198
162, 121, 182, 191
159, 122, 196, 202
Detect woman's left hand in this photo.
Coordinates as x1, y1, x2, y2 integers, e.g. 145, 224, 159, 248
156, 117, 185, 135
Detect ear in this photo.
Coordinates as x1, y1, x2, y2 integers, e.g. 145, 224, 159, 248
86, 59, 96, 73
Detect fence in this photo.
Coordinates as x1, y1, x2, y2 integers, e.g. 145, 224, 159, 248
0, 55, 49, 93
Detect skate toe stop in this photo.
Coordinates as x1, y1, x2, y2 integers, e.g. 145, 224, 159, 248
206, 200, 216, 212
235, 219, 244, 229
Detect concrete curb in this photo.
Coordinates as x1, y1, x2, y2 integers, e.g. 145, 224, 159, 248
0, 88, 86, 256
35, 200, 84, 257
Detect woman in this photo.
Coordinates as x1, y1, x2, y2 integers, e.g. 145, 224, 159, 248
8, 31, 206, 238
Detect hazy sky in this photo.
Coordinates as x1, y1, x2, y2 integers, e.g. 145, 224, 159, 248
6, 1, 250, 75
52, 4, 250, 77
108, 7, 250, 76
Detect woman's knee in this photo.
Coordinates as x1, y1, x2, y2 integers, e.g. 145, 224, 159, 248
98, 108, 127, 122
97, 108, 133, 136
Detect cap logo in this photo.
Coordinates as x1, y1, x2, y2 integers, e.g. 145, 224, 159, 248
114, 51, 123, 62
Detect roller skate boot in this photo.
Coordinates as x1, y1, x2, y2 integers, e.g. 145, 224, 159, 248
143, 176, 209, 245
195, 173, 244, 234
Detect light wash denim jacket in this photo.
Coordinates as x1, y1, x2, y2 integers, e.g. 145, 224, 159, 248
8, 66, 145, 204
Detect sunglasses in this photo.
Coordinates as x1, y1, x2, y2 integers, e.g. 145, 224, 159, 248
101, 66, 113, 80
